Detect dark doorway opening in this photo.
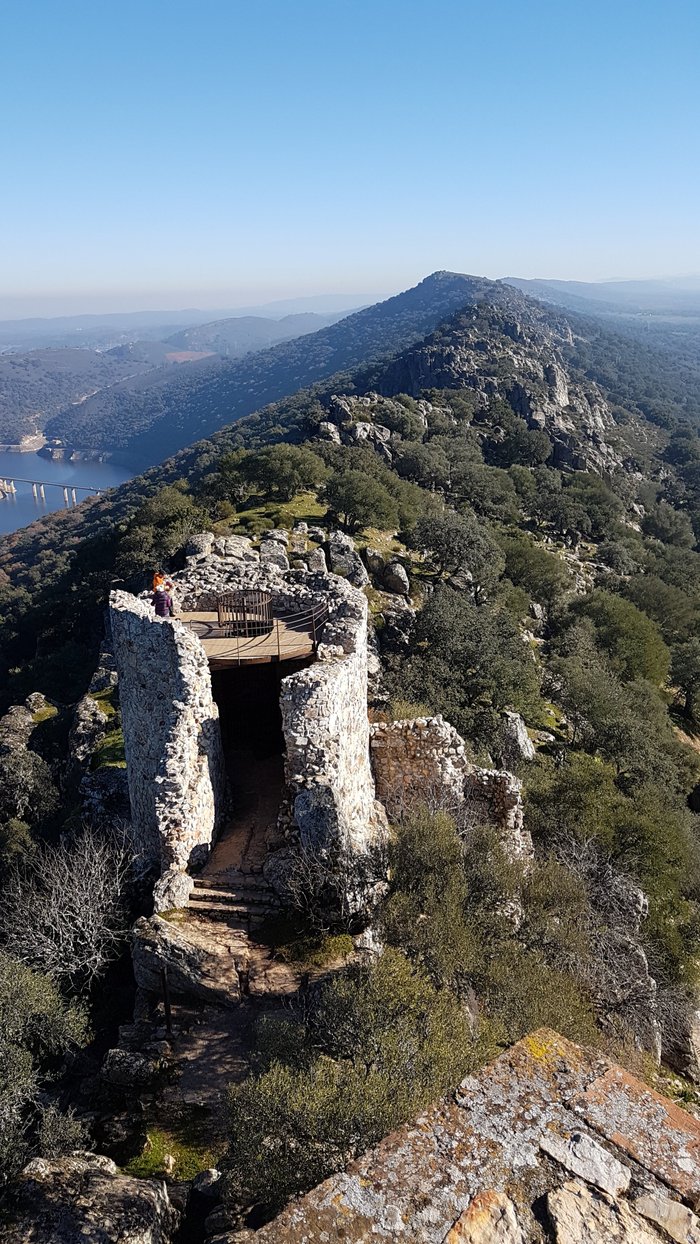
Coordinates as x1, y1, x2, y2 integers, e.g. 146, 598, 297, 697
205, 657, 314, 876
212, 663, 286, 761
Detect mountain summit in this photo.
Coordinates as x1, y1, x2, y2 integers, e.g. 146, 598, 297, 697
45, 272, 509, 467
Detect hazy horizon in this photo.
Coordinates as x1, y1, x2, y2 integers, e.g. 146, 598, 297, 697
3, 271, 700, 323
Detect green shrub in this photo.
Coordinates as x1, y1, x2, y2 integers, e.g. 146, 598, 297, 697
225, 950, 477, 1216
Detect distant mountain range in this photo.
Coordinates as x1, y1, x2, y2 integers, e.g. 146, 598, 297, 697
0, 295, 369, 352
0, 312, 349, 445
165, 311, 344, 355
504, 275, 700, 316
5, 270, 700, 468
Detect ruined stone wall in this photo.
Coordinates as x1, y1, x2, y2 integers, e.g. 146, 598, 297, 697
370, 715, 531, 859
109, 592, 226, 874
281, 578, 387, 858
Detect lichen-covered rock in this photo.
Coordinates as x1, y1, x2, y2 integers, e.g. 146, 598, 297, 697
328, 530, 369, 587
241, 1029, 700, 1242
153, 867, 194, 913
3, 1151, 179, 1244
382, 557, 410, 595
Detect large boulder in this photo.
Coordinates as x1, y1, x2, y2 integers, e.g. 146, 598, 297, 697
259, 540, 289, 572
3, 1151, 179, 1244
67, 694, 109, 783
153, 868, 194, 913
186, 532, 215, 557
498, 711, 537, 766
101, 1048, 165, 1091
382, 558, 410, 596
328, 531, 369, 587
131, 915, 241, 1006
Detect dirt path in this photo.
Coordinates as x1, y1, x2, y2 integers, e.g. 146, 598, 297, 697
203, 750, 284, 878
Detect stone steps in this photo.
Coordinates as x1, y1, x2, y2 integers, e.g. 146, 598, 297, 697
188, 871, 282, 931
187, 901, 261, 928
189, 896, 279, 921
192, 885, 280, 915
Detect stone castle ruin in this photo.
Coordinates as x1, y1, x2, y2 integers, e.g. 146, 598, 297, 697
109, 529, 527, 923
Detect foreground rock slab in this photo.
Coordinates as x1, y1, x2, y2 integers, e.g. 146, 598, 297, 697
236, 1028, 700, 1242
4, 1151, 179, 1244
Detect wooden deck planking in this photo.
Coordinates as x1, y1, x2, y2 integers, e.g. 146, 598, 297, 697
179, 611, 314, 666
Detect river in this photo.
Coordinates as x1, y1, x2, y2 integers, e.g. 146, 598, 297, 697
0, 450, 132, 536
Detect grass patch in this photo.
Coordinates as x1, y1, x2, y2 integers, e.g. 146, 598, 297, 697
124, 1119, 222, 1181
390, 698, 433, 721
91, 726, 126, 769
353, 527, 404, 556
31, 705, 58, 723
221, 490, 326, 538
91, 686, 118, 718
157, 909, 189, 924
256, 913, 354, 969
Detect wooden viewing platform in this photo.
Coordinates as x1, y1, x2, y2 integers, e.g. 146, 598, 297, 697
180, 599, 327, 668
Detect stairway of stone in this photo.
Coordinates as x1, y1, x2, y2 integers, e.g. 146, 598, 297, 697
188, 869, 282, 932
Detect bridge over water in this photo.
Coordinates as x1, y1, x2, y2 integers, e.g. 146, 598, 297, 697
0, 476, 101, 506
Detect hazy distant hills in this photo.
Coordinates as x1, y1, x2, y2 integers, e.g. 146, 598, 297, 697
45, 272, 507, 466
165, 311, 344, 355
0, 345, 171, 444
0, 295, 368, 352
504, 275, 700, 316
0, 311, 348, 445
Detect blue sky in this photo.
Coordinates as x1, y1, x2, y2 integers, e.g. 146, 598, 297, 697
2, 0, 699, 315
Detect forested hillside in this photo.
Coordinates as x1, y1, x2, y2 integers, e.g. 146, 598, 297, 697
164, 310, 341, 354
6, 281, 700, 1216
0, 343, 177, 444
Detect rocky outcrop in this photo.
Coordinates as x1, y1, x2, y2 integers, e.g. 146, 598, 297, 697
236, 1028, 700, 1243
109, 592, 227, 876
3, 1151, 179, 1244
153, 867, 194, 913
327, 530, 369, 587
131, 914, 241, 1006
370, 715, 532, 860
0, 698, 59, 825
497, 710, 537, 767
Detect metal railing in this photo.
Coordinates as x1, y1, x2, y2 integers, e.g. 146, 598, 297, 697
217, 588, 273, 637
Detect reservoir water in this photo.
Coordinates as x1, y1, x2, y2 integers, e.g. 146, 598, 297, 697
0, 450, 132, 536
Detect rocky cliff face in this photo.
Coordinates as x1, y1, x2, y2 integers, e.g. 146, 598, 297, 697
4, 1151, 179, 1244
372, 299, 624, 474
